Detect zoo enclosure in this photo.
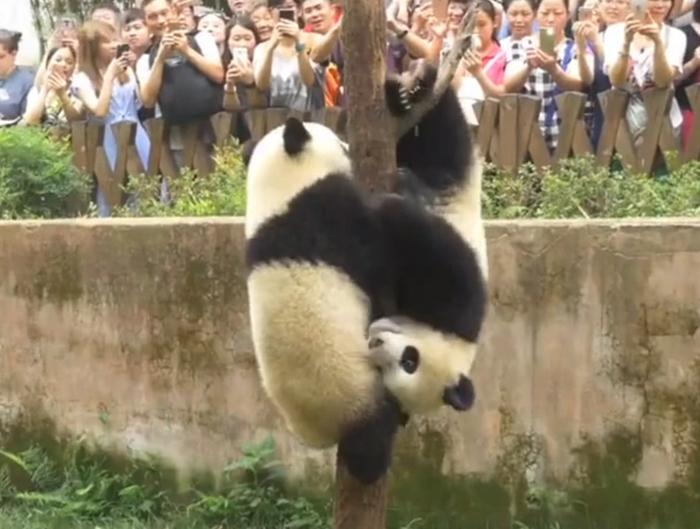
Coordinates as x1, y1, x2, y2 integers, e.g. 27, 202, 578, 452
63, 85, 700, 210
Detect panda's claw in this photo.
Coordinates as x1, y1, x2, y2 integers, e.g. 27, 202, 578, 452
385, 78, 420, 116
399, 87, 411, 110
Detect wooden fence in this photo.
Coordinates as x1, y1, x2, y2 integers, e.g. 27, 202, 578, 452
65, 85, 700, 210
473, 86, 700, 176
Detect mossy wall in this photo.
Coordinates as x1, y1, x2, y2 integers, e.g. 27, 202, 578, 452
0, 218, 699, 527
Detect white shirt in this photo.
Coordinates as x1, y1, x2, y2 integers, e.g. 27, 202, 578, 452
603, 22, 686, 128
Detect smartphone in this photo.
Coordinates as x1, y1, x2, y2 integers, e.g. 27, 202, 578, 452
116, 43, 130, 58
470, 34, 481, 51
631, 0, 647, 20
167, 17, 182, 31
232, 46, 249, 64
539, 27, 555, 55
279, 7, 296, 21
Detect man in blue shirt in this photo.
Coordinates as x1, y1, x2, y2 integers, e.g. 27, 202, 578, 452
0, 29, 34, 125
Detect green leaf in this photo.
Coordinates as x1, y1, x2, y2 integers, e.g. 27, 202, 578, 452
0, 449, 31, 477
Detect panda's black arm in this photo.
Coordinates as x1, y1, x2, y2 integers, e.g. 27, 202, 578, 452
337, 390, 406, 485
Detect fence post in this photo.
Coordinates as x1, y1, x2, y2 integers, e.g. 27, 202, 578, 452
682, 84, 700, 163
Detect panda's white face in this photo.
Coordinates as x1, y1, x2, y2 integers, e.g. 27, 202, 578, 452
245, 118, 352, 238
367, 317, 476, 415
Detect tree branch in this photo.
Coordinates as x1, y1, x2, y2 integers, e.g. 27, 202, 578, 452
395, 3, 478, 138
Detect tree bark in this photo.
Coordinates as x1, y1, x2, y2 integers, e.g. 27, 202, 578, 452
334, 456, 390, 529
341, 0, 397, 193
335, 1, 394, 528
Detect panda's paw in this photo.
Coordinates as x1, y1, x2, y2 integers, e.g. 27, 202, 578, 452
337, 393, 403, 484
410, 77, 431, 102
338, 426, 394, 484
339, 447, 392, 485
413, 61, 439, 94
385, 78, 412, 116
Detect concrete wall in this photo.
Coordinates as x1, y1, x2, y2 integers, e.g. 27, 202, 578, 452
1, 218, 699, 524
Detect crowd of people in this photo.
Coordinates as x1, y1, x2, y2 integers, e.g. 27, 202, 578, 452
0, 0, 698, 215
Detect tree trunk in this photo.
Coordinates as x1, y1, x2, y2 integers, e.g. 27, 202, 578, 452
334, 456, 390, 529
341, 0, 397, 193
335, 1, 395, 528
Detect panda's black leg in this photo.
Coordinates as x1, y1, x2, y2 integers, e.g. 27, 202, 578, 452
337, 391, 405, 485
395, 167, 440, 207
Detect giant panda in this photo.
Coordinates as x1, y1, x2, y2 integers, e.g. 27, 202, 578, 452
366, 61, 489, 417
244, 64, 488, 484
245, 116, 482, 483
245, 118, 406, 485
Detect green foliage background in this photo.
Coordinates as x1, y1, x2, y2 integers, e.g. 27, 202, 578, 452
482, 157, 700, 220
0, 127, 91, 220
113, 138, 248, 218
0, 439, 331, 529
2, 125, 699, 221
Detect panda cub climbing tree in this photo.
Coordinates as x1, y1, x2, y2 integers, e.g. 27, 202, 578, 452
367, 63, 488, 416
244, 62, 488, 485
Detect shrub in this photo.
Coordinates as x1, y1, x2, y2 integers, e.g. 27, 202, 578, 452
0, 438, 331, 529
115, 138, 247, 218
0, 127, 91, 219
483, 156, 700, 220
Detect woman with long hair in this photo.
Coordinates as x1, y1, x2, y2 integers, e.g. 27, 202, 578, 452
453, 0, 508, 124
504, 0, 594, 152
223, 15, 266, 110
71, 20, 151, 216
253, 2, 324, 112
22, 45, 82, 126
606, 0, 687, 144
198, 12, 229, 57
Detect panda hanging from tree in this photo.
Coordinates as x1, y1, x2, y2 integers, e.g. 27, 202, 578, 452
244, 40, 487, 485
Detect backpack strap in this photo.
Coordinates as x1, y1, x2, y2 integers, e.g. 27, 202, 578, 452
148, 38, 159, 68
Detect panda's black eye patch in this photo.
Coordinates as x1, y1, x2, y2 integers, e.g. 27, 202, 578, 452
400, 346, 420, 374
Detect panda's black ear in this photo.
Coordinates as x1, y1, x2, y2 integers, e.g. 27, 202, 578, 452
283, 117, 311, 156
443, 375, 475, 411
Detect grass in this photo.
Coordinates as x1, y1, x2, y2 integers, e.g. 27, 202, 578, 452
0, 438, 331, 529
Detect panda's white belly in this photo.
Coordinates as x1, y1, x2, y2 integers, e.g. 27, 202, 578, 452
247, 262, 380, 447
